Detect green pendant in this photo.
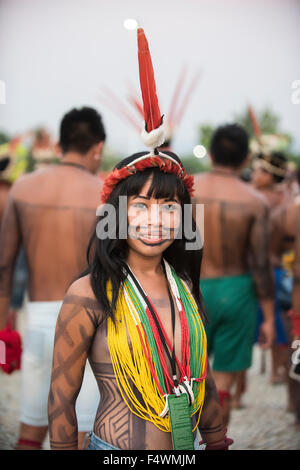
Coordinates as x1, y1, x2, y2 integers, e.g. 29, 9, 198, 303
167, 393, 194, 450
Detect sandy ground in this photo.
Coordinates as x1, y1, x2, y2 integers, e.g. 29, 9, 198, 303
1, 308, 300, 450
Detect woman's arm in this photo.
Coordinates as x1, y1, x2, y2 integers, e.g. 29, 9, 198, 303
48, 286, 100, 450
197, 362, 232, 449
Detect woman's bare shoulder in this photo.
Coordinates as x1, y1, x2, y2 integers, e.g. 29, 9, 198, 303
63, 274, 102, 313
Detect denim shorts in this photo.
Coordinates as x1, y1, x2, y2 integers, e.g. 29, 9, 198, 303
84, 431, 204, 450
85, 432, 121, 450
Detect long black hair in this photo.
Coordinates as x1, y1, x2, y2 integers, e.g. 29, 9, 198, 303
81, 151, 205, 324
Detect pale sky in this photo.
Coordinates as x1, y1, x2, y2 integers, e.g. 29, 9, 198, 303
0, 0, 299, 155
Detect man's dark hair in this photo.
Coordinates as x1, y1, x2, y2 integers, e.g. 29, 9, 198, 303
59, 107, 106, 154
210, 123, 249, 168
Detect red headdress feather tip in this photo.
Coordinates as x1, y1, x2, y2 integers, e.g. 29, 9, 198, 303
137, 28, 165, 150
248, 105, 262, 142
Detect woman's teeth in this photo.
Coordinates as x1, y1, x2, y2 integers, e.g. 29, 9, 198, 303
139, 234, 164, 243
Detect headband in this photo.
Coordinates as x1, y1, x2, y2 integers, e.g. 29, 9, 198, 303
253, 152, 287, 178
100, 153, 194, 203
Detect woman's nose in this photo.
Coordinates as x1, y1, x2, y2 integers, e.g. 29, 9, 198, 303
148, 204, 162, 226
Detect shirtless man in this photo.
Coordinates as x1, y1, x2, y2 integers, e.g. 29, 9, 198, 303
252, 151, 289, 383
270, 170, 300, 425
0, 106, 106, 449
192, 124, 275, 425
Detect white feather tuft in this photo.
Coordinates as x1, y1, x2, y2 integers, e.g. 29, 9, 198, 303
141, 125, 165, 151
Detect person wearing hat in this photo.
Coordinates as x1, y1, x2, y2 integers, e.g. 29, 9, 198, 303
251, 151, 289, 208
251, 151, 292, 385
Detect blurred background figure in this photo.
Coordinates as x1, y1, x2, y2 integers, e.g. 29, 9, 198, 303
270, 165, 300, 427
30, 128, 58, 170
192, 124, 274, 426
0, 107, 106, 450
251, 152, 289, 208
232, 106, 291, 408
252, 151, 290, 386
0, 151, 11, 224
0, 136, 30, 331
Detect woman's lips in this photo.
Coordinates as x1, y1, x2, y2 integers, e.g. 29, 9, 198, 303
138, 234, 166, 245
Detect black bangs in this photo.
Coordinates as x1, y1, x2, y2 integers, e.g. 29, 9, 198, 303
113, 167, 188, 204
112, 150, 188, 202
145, 168, 187, 202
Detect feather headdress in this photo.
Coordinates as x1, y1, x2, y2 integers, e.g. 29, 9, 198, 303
99, 65, 200, 148
248, 105, 288, 178
100, 28, 194, 203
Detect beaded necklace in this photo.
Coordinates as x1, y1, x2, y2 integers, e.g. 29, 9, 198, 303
107, 259, 207, 432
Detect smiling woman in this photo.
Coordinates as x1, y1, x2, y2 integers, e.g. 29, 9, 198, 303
127, 189, 181, 247
47, 150, 232, 450
89, 153, 203, 323
48, 26, 232, 452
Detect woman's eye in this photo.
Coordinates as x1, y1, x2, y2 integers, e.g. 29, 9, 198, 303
161, 204, 179, 212
132, 202, 147, 210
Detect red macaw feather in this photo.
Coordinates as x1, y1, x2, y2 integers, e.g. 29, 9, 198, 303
128, 94, 144, 117
99, 87, 141, 133
173, 71, 201, 130
125, 80, 144, 117
137, 28, 161, 132
248, 105, 262, 142
167, 65, 187, 129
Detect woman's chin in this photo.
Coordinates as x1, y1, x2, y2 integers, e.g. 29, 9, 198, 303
129, 237, 173, 256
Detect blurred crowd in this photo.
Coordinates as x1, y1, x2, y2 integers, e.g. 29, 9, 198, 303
0, 106, 299, 449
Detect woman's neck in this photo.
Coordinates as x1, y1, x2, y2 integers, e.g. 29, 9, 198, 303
126, 251, 164, 278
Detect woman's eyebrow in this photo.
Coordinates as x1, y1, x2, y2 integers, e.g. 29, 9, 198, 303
132, 195, 150, 200
164, 198, 179, 203
132, 196, 179, 202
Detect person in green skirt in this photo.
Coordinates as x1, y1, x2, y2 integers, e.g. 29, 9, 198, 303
193, 124, 275, 426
